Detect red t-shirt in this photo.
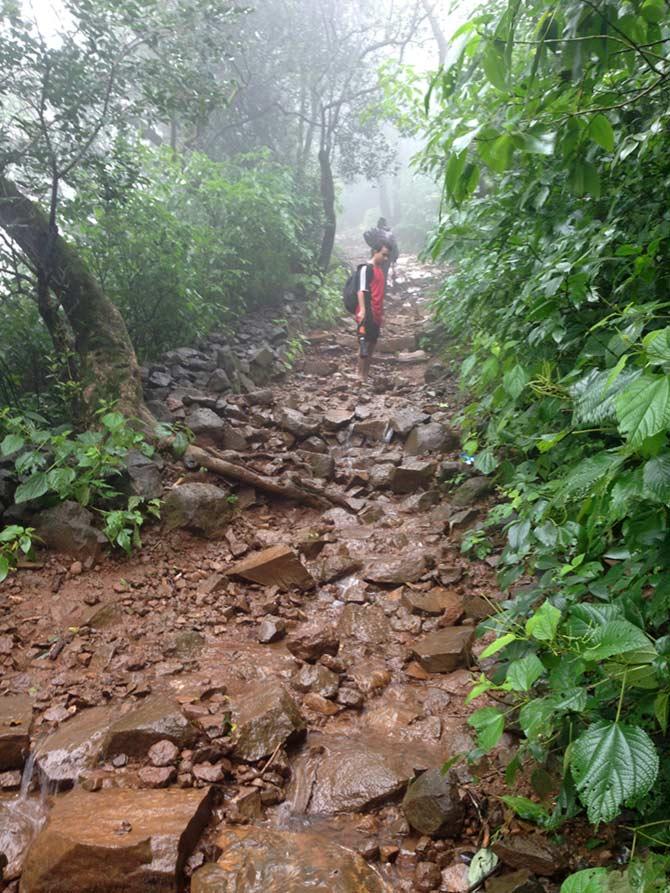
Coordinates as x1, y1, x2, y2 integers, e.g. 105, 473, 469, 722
355, 263, 385, 326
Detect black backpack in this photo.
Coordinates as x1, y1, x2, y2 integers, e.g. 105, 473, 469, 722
342, 263, 366, 314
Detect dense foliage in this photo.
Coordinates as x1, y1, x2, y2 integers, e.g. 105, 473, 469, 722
410, 0, 670, 863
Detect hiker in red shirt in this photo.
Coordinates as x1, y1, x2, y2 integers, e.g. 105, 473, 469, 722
356, 239, 391, 381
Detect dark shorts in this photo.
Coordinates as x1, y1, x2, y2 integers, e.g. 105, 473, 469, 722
357, 293, 380, 349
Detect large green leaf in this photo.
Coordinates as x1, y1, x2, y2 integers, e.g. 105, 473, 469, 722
506, 654, 545, 691
526, 601, 561, 641
14, 472, 49, 504
468, 707, 505, 751
588, 114, 615, 152
561, 452, 624, 497
482, 43, 507, 90
616, 374, 670, 447
570, 721, 659, 823
0, 434, 24, 456
642, 455, 670, 502
519, 697, 554, 740
560, 868, 608, 893
643, 327, 670, 365
503, 364, 528, 399
581, 620, 653, 661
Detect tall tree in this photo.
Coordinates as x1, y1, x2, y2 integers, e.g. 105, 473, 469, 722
0, 0, 237, 422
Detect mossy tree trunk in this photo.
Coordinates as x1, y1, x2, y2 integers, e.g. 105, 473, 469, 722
0, 175, 153, 427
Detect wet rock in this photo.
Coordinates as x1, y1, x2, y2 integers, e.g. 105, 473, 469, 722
402, 588, 463, 619
0, 800, 42, 882
441, 862, 470, 893
227, 545, 314, 591
232, 680, 305, 762
451, 476, 494, 507
313, 548, 362, 583
339, 577, 369, 603
424, 360, 447, 384
339, 604, 390, 645
163, 483, 233, 537
34, 501, 106, 559
122, 450, 164, 499
402, 768, 464, 837
247, 388, 274, 406
401, 490, 440, 512
336, 687, 364, 709
148, 739, 179, 767
276, 407, 319, 439
0, 769, 22, 789
286, 624, 339, 662
486, 869, 542, 893
301, 436, 329, 454
295, 449, 334, 480
389, 458, 437, 494
35, 706, 111, 788
364, 554, 428, 585
170, 629, 205, 658
493, 836, 565, 877
323, 408, 355, 430
293, 663, 340, 698
0, 695, 32, 771
192, 826, 390, 892
207, 368, 232, 393
415, 861, 442, 891
303, 357, 336, 377
258, 616, 286, 643
102, 695, 197, 760
352, 418, 388, 441
139, 765, 177, 788
405, 423, 459, 456
20, 787, 214, 893
301, 736, 419, 814
410, 627, 474, 674
369, 463, 397, 489
192, 761, 225, 783
389, 407, 429, 438
303, 693, 339, 715
186, 406, 227, 441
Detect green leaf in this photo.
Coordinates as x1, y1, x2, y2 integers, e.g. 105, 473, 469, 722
482, 43, 507, 90
47, 467, 77, 495
570, 721, 659, 823
616, 374, 670, 447
569, 160, 601, 198
0, 434, 24, 456
588, 114, 615, 152
14, 472, 49, 504
468, 707, 505, 751
519, 697, 554, 740
643, 328, 670, 365
560, 868, 608, 893
642, 455, 670, 502
508, 519, 530, 552
503, 365, 528, 399
480, 632, 516, 659
550, 687, 588, 713
581, 620, 653, 661
501, 795, 550, 825
446, 151, 467, 199
641, 0, 665, 22
468, 848, 499, 886
654, 692, 669, 733
0, 554, 9, 582
526, 602, 561, 641
506, 654, 545, 691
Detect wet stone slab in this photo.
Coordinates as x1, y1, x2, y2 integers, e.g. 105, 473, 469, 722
0, 694, 32, 771
20, 787, 214, 893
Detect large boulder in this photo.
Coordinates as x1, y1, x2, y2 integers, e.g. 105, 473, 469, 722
276, 407, 319, 439
232, 680, 305, 762
20, 787, 214, 893
163, 483, 233, 537
338, 604, 390, 646
0, 694, 32, 771
363, 553, 428, 585
388, 407, 428, 438
451, 475, 494, 507
226, 545, 314, 590
0, 800, 43, 882
122, 450, 163, 500
191, 826, 390, 893
35, 706, 112, 789
34, 501, 106, 559
102, 695, 197, 760
405, 423, 459, 456
389, 459, 437, 494
410, 627, 474, 674
402, 768, 464, 836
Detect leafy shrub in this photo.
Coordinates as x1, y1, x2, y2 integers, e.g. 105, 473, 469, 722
0, 525, 37, 582
409, 0, 670, 849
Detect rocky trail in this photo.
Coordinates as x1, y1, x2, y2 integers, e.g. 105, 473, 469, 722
0, 258, 570, 892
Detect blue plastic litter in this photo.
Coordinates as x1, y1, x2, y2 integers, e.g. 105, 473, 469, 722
459, 453, 475, 465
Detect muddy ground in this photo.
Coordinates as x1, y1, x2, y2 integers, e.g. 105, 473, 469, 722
0, 259, 604, 892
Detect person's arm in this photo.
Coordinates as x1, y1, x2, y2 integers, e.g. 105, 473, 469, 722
356, 264, 369, 325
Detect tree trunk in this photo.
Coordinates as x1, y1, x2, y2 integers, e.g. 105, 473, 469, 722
0, 175, 152, 427
421, 0, 447, 67
318, 147, 336, 271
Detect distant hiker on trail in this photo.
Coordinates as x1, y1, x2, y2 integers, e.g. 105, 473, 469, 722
364, 217, 399, 287
355, 239, 390, 382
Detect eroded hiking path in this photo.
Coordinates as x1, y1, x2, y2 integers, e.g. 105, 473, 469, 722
0, 258, 511, 893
